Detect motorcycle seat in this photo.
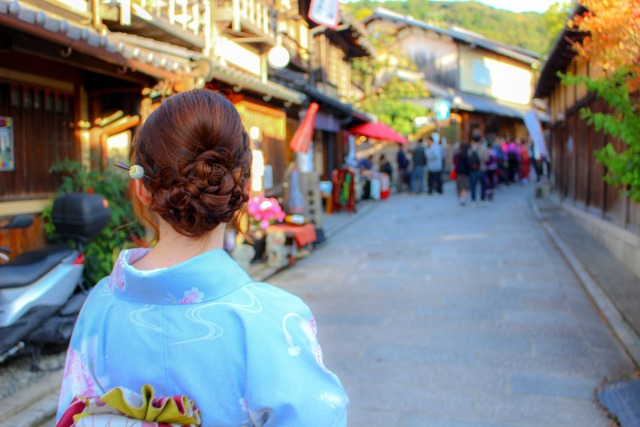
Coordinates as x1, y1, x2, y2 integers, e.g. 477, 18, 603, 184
0, 244, 75, 289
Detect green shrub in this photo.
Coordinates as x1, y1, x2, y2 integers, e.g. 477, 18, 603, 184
43, 158, 146, 286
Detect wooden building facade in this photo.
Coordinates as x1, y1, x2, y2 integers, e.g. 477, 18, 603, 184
0, 0, 307, 256
0, 0, 184, 254
534, 5, 640, 279
534, 6, 640, 231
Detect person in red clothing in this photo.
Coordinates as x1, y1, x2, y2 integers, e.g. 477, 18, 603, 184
519, 138, 531, 184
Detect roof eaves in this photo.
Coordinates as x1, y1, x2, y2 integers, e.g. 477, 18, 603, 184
0, 0, 191, 80
533, 4, 587, 99
369, 7, 540, 65
300, 84, 354, 116
334, 10, 375, 58
341, 10, 369, 38
208, 63, 306, 105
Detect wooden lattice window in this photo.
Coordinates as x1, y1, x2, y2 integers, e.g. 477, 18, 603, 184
0, 83, 77, 200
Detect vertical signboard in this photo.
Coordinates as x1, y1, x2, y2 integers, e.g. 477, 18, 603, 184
0, 117, 14, 171
308, 0, 340, 29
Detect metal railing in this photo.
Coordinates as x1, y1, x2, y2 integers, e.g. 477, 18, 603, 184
215, 0, 275, 41
107, 0, 277, 53
133, 0, 208, 36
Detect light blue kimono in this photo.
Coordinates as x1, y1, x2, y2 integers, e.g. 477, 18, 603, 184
56, 248, 348, 426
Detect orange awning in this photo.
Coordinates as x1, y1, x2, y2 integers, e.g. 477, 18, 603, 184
289, 102, 319, 153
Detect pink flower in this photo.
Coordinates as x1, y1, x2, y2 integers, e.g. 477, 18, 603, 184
246, 195, 285, 230
108, 258, 126, 293
310, 317, 317, 336
62, 348, 97, 398
179, 287, 204, 304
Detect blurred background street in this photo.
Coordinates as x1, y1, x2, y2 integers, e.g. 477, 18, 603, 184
271, 182, 635, 427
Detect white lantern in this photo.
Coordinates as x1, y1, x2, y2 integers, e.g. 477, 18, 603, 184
267, 45, 290, 69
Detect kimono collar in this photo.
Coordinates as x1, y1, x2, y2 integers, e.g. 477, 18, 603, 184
108, 248, 253, 305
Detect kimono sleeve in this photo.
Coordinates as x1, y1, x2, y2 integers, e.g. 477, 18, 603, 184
55, 280, 106, 421
244, 298, 348, 427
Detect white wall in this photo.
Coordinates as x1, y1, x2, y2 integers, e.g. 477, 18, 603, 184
459, 49, 533, 105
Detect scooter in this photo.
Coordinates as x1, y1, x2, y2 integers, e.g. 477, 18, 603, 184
0, 193, 111, 366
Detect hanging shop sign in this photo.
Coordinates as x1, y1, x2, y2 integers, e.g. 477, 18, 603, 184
308, 0, 340, 29
0, 117, 15, 171
435, 99, 451, 121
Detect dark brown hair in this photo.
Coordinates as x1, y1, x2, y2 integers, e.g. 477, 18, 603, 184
130, 89, 251, 238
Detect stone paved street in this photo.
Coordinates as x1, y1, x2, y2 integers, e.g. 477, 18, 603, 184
269, 182, 635, 427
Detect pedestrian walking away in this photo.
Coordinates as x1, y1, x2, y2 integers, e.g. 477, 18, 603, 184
506, 137, 520, 184
55, 89, 348, 427
484, 142, 498, 200
396, 143, 411, 192
426, 134, 444, 195
532, 135, 551, 182
410, 138, 427, 194
453, 142, 471, 205
468, 135, 485, 204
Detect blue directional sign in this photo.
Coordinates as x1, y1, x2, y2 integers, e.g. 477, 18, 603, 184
435, 99, 451, 121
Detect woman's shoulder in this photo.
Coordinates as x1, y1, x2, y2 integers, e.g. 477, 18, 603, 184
86, 276, 112, 299
247, 281, 308, 309
232, 282, 316, 341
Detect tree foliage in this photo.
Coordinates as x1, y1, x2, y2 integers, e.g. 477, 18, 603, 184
342, 0, 555, 55
562, 0, 640, 201
356, 76, 430, 136
568, 0, 640, 81
540, 1, 573, 53
350, 22, 430, 136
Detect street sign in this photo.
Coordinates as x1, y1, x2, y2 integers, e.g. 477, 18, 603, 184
414, 116, 434, 127
435, 99, 451, 121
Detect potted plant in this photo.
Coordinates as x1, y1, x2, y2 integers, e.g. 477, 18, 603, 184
245, 195, 286, 261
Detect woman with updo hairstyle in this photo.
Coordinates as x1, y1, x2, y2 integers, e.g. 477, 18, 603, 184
56, 89, 349, 427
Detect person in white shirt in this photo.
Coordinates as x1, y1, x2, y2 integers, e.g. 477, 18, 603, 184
426, 134, 444, 195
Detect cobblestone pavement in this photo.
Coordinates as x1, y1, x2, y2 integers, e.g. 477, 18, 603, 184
269, 182, 635, 427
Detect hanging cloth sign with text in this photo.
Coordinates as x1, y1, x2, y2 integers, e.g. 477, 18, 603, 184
308, 0, 340, 29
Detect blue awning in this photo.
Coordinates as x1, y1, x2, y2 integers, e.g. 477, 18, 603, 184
410, 92, 549, 123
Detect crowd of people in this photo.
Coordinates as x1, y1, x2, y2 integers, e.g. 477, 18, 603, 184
366, 133, 552, 207
395, 134, 447, 196
452, 134, 551, 206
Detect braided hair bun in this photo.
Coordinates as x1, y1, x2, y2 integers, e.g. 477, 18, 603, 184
132, 89, 252, 238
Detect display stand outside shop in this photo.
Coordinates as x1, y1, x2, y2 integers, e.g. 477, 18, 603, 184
331, 169, 356, 213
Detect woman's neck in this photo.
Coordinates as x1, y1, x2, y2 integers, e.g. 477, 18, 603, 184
133, 221, 226, 270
